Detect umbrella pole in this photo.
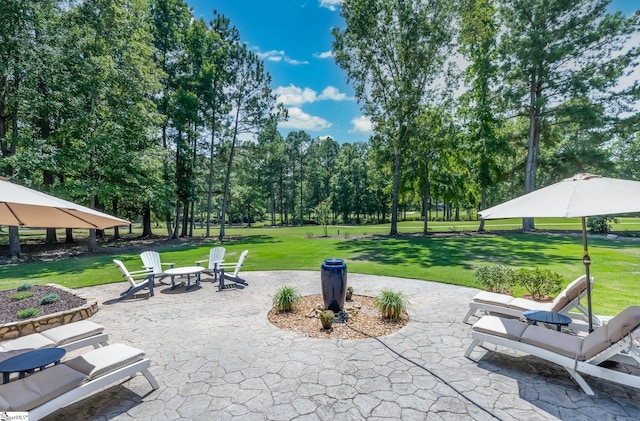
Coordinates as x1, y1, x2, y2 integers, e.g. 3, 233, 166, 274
582, 217, 593, 332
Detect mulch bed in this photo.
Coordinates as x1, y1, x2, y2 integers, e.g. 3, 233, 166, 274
268, 294, 408, 340
0, 285, 87, 325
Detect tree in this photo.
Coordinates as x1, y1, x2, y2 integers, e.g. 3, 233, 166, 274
218, 44, 282, 240
333, 0, 456, 235
498, 0, 640, 230
458, 0, 504, 231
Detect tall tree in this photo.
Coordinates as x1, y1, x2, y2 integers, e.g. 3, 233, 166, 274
498, 0, 640, 230
333, 0, 456, 235
218, 44, 281, 240
458, 0, 504, 231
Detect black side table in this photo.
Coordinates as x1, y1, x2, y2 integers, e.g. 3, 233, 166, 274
0, 347, 66, 384
523, 310, 572, 332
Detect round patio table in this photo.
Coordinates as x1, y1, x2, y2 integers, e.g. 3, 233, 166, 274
0, 347, 66, 384
165, 266, 205, 291
524, 310, 572, 331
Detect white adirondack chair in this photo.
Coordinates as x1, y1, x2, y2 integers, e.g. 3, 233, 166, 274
195, 246, 226, 282
218, 250, 249, 291
114, 259, 154, 300
140, 251, 174, 284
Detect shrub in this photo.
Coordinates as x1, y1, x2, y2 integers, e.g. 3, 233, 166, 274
40, 294, 61, 305
375, 289, 408, 321
272, 285, 301, 312
17, 283, 33, 291
587, 215, 618, 234
513, 267, 563, 301
11, 291, 34, 300
17, 308, 39, 319
320, 310, 335, 329
474, 265, 515, 293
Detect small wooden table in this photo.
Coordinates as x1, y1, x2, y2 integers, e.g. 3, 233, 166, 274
165, 266, 205, 291
524, 310, 572, 331
0, 347, 66, 384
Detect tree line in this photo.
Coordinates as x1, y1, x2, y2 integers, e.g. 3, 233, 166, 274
1, 0, 639, 258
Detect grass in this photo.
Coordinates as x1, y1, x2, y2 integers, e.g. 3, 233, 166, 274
1, 218, 639, 316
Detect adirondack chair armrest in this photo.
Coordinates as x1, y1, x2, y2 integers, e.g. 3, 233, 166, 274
128, 268, 153, 276
195, 259, 207, 266
161, 262, 175, 268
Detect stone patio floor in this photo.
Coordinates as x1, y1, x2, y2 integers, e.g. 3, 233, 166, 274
44, 270, 640, 420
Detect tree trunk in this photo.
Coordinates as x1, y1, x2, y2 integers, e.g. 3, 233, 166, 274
389, 143, 402, 236
523, 74, 541, 232
43, 170, 57, 245
219, 105, 241, 242
88, 229, 97, 252
8, 226, 20, 260
422, 161, 429, 236
478, 189, 486, 232
142, 203, 152, 236
206, 81, 218, 238
65, 228, 74, 243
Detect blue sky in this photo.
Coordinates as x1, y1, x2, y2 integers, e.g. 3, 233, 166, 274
187, 0, 639, 144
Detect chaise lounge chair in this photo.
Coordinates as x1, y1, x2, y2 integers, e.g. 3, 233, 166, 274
140, 251, 174, 284
462, 275, 604, 329
0, 320, 108, 363
464, 306, 640, 395
0, 343, 159, 420
217, 249, 249, 291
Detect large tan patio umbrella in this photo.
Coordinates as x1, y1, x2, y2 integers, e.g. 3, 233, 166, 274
478, 173, 640, 332
0, 177, 129, 229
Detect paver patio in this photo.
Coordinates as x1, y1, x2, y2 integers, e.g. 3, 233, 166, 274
44, 271, 640, 420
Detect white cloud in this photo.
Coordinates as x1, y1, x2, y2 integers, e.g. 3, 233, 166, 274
279, 107, 332, 131
317, 135, 334, 141
275, 84, 353, 106
319, 0, 342, 11
255, 49, 309, 65
274, 85, 318, 106
349, 116, 373, 134
314, 50, 333, 59
318, 86, 352, 101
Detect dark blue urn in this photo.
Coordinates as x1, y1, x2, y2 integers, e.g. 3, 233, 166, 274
321, 258, 347, 312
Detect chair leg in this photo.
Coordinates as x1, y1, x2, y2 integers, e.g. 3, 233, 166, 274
464, 339, 481, 358
463, 307, 475, 324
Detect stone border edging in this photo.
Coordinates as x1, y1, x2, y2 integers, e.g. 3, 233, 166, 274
0, 283, 98, 341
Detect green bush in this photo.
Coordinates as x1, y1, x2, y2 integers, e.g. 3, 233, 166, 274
11, 291, 34, 300
375, 289, 408, 321
272, 285, 301, 312
17, 283, 33, 291
39, 294, 60, 305
514, 267, 563, 301
474, 265, 515, 293
587, 215, 618, 234
17, 308, 39, 319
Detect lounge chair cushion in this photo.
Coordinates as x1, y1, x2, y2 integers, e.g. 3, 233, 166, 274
520, 325, 584, 358
550, 275, 586, 312
472, 291, 514, 306
472, 316, 528, 339
605, 306, 640, 343
0, 334, 55, 355
507, 298, 553, 312
39, 320, 104, 346
65, 343, 145, 381
0, 364, 86, 411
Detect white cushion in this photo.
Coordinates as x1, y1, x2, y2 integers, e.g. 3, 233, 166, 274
507, 298, 553, 312
0, 364, 86, 411
472, 316, 528, 339
65, 344, 144, 380
0, 333, 55, 354
472, 291, 514, 306
520, 325, 583, 359
40, 320, 104, 346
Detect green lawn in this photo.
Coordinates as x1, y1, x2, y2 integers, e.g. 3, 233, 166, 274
1, 219, 639, 316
